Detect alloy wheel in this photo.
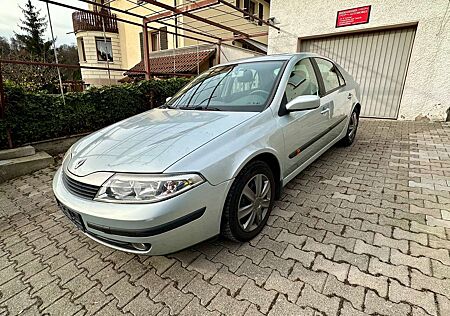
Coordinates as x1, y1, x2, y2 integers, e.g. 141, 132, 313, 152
237, 174, 272, 232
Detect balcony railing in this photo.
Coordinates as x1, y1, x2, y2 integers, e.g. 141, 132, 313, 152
72, 11, 118, 33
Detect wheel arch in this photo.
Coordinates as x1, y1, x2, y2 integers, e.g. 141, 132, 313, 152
353, 102, 361, 116
220, 151, 283, 241
232, 151, 283, 200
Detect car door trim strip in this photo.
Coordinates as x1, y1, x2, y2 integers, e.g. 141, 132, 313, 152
289, 115, 347, 159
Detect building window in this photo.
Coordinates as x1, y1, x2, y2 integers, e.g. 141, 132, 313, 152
94, 0, 109, 12
140, 28, 168, 57
139, 32, 144, 60
149, 27, 168, 52
258, 3, 263, 25
249, 1, 256, 16
159, 27, 168, 50
77, 37, 86, 62
243, 0, 256, 19
151, 32, 159, 51
243, 0, 249, 17
95, 37, 113, 62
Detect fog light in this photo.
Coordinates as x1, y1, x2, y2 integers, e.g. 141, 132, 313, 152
131, 243, 150, 251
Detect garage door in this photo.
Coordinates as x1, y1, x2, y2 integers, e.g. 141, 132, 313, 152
300, 26, 416, 119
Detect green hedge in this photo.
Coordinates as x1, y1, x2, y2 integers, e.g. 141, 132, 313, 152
0, 78, 190, 149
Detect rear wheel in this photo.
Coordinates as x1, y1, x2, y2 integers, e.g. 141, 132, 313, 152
221, 161, 275, 242
340, 109, 359, 146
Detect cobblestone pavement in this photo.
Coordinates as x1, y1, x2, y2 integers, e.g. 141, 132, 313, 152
1, 120, 450, 316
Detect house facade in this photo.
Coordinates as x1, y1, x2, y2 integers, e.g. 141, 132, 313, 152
268, 0, 450, 121
73, 0, 271, 86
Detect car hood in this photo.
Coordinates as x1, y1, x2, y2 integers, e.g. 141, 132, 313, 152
68, 108, 257, 176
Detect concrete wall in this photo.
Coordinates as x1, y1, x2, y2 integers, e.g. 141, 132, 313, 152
268, 0, 450, 121
32, 134, 89, 156
219, 43, 264, 64
76, 31, 123, 86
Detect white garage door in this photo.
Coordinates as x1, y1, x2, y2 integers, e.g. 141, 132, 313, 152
300, 26, 416, 119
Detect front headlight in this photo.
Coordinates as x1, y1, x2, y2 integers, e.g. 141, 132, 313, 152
94, 173, 205, 204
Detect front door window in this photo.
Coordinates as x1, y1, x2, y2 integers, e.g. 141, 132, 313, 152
284, 58, 319, 103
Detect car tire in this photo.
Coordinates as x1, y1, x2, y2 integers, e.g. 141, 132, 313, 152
221, 161, 275, 242
340, 108, 359, 146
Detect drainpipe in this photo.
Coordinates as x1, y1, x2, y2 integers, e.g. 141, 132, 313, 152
143, 22, 151, 80
174, 0, 178, 48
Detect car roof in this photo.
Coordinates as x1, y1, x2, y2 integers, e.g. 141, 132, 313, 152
217, 52, 321, 67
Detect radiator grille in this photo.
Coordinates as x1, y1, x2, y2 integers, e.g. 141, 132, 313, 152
63, 172, 100, 200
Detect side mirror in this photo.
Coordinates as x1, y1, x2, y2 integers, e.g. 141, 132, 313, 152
166, 96, 172, 103
285, 95, 320, 112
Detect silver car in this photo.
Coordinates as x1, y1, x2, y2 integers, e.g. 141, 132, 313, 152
53, 53, 361, 255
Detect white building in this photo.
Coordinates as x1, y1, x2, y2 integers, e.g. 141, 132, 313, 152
268, 0, 450, 121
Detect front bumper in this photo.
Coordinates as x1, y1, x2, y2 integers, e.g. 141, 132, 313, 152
53, 167, 231, 255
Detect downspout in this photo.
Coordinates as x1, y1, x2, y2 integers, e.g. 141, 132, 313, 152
174, 0, 178, 48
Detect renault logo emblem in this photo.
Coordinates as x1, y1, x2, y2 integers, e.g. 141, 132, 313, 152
74, 159, 87, 170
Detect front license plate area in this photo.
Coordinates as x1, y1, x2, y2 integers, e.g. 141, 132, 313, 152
56, 199, 85, 231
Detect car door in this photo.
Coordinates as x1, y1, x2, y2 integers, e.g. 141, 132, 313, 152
278, 58, 332, 178
312, 58, 350, 141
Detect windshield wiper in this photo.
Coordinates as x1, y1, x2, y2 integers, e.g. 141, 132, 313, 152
179, 106, 221, 111
160, 105, 175, 109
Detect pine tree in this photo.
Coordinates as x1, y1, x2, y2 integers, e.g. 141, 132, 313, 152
15, 0, 53, 61
0, 37, 11, 57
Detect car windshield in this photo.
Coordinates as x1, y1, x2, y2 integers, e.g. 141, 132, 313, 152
165, 61, 285, 112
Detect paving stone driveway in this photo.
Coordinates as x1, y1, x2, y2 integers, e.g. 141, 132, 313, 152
0, 119, 450, 316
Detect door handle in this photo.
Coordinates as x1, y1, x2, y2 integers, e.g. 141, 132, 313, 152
320, 108, 330, 115
347, 93, 352, 100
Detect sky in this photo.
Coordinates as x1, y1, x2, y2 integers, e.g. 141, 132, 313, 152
0, 0, 87, 46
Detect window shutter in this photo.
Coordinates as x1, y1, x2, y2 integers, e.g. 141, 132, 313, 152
258, 3, 263, 25
160, 27, 168, 50
243, 0, 249, 17
78, 37, 87, 62
236, 0, 240, 8
139, 32, 144, 60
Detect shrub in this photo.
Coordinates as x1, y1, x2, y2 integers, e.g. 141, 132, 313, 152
0, 78, 190, 149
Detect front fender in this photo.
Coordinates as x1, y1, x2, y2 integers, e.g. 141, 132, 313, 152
165, 110, 285, 186
229, 148, 283, 181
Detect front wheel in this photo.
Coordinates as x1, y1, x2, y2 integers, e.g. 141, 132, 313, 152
221, 161, 275, 242
339, 109, 359, 146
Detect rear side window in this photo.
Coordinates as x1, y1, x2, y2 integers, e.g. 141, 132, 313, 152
315, 58, 344, 94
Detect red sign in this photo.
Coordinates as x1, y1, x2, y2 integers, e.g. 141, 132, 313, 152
336, 6, 371, 28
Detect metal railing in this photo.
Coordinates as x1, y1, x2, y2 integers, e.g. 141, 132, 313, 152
72, 10, 119, 33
